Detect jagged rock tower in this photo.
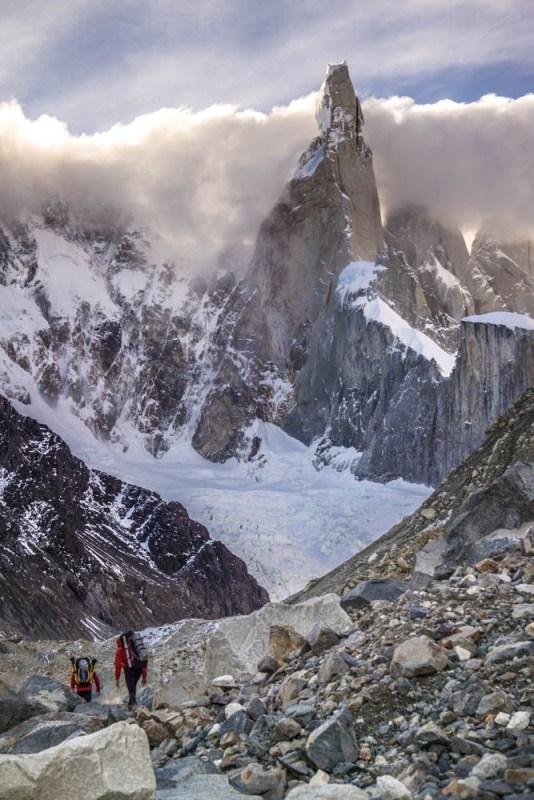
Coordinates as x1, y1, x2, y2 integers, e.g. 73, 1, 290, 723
249, 61, 384, 370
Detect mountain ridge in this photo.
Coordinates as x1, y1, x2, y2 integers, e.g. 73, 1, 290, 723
0, 394, 268, 640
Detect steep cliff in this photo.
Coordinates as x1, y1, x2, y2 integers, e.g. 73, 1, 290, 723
249, 61, 384, 368
383, 207, 474, 350
192, 62, 386, 460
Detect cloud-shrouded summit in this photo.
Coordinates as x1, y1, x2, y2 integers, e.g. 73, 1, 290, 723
0, 80, 533, 270
365, 93, 534, 241
0, 97, 316, 270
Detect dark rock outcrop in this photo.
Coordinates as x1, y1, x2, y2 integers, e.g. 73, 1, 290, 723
0, 395, 268, 640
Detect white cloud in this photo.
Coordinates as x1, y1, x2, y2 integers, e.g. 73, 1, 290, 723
2, 85, 533, 274
364, 93, 534, 239
0, 97, 317, 270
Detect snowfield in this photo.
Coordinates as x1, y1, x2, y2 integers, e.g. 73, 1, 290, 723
0, 230, 434, 601
6, 386, 430, 600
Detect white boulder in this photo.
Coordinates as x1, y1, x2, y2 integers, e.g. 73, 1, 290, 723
204, 594, 353, 682
0, 720, 155, 800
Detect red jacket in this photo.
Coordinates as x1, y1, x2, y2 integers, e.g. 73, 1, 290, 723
70, 670, 100, 694
115, 636, 148, 681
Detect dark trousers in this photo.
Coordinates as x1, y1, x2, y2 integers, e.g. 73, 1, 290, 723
124, 664, 144, 706
76, 688, 92, 702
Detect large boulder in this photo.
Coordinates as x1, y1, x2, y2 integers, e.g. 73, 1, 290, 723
152, 668, 207, 710
286, 789, 368, 800
305, 710, 358, 771
20, 675, 79, 714
0, 674, 78, 735
340, 579, 410, 613
0, 720, 156, 799
155, 756, 262, 800
229, 763, 285, 800
0, 710, 105, 754
444, 463, 534, 565
204, 595, 352, 682
390, 636, 448, 678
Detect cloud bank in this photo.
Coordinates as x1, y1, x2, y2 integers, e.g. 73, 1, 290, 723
364, 93, 534, 241
0, 90, 532, 272
0, 97, 316, 269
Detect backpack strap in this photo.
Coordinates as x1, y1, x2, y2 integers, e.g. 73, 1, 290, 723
70, 656, 78, 686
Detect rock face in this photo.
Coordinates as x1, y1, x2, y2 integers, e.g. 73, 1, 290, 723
249, 62, 384, 368
288, 385, 534, 608
433, 314, 534, 482
468, 232, 534, 314
193, 62, 385, 460
0, 395, 268, 639
384, 206, 474, 350
289, 267, 534, 485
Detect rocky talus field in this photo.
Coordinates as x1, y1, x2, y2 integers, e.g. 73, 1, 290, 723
0, 528, 532, 799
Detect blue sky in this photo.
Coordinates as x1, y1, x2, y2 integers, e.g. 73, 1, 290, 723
1, 0, 533, 133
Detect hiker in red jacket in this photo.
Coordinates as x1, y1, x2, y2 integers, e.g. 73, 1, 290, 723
115, 631, 147, 709
70, 657, 101, 702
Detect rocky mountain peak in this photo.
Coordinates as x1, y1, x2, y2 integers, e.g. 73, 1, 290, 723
315, 61, 364, 148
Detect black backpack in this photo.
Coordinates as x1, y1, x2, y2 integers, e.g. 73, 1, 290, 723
121, 631, 149, 667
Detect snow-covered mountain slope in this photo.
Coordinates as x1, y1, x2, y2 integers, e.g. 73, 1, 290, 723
1, 64, 531, 490
2, 386, 431, 601
0, 215, 242, 458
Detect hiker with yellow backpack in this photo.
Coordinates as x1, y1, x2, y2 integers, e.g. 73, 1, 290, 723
70, 657, 101, 702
